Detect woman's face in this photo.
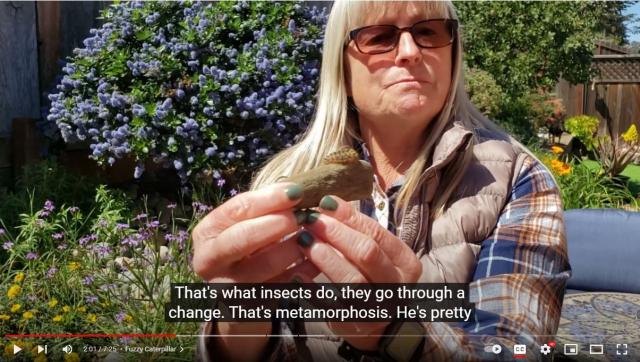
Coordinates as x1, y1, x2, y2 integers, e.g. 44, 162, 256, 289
344, 3, 453, 129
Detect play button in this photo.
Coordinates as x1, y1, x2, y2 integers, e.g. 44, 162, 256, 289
13, 344, 22, 355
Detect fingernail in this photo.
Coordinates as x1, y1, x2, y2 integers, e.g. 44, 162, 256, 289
291, 275, 303, 284
319, 195, 337, 211
305, 212, 320, 224
294, 210, 308, 225
285, 184, 303, 200
297, 231, 314, 248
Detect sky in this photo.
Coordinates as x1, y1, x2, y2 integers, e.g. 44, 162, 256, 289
624, 1, 640, 43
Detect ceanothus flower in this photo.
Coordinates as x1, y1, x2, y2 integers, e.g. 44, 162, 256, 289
43, 0, 327, 187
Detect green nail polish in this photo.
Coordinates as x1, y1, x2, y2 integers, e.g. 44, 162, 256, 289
319, 196, 338, 211
291, 276, 302, 284
294, 210, 308, 225
297, 231, 314, 248
306, 212, 320, 224
285, 184, 303, 200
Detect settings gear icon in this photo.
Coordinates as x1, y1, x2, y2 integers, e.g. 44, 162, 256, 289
540, 344, 552, 355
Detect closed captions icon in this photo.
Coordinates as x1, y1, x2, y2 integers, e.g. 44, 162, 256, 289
514, 344, 527, 358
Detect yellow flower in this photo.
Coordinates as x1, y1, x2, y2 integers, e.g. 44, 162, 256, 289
13, 272, 25, 283
7, 284, 21, 299
34, 354, 48, 362
77, 306, 87, 313
10, 304, 21, 313
67, 262, 80, 271
86, 313, 97, 323
22, 311, 34, 320
64, 352, 80, 362
551, 146, 564, 154
622, 124, 638, 143
549, 158, 572, 176
62, 305, 71, 313
0, 314, 10, 321
48, 299, 58, 308
124, 314, 133, 323
52, 315, 63, 322
558, 163, 572, 176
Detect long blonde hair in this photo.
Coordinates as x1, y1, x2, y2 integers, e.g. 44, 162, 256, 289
251, 0, 518, 222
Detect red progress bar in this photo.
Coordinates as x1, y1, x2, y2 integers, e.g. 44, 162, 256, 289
5, 334, 176, 339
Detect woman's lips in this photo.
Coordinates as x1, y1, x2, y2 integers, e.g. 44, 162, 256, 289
386, 78, 427, 88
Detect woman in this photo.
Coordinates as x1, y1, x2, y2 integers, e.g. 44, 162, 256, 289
193, 1, 570, 361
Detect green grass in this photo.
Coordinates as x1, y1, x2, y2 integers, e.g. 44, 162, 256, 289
582, 160, 640, 195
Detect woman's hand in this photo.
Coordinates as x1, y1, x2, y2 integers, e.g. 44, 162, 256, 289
299, 195, 422, 351
191, 182, 320, 360
192, 182, 319, 284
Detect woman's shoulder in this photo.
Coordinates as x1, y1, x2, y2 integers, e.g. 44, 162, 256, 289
469, 126, 525, 163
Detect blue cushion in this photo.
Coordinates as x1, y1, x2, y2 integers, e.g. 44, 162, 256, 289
564, 208, 640, 293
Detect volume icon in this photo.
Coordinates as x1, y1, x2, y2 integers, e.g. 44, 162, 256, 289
62, 345, 73, 354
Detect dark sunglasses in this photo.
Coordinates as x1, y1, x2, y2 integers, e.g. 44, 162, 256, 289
348, 19, 458, 55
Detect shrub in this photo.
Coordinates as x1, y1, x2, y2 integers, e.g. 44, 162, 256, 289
464, 65, 503, 118
564, 115, 599, 149
594, 124, 640, 178
45, 1, 327, 187
528, 93, 565, 137
493, 95, 539, 144
0, 189, 208, 361
565, 115, 640, 178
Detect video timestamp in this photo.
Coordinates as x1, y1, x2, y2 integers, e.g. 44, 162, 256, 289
83, 344, 118, 353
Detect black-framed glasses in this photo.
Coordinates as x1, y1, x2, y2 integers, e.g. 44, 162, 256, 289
348, 19, 458, 55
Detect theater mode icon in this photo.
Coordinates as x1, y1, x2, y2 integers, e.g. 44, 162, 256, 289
589, 344, 604, 355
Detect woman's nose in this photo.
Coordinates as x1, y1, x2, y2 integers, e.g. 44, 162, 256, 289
395, 31, 422, 65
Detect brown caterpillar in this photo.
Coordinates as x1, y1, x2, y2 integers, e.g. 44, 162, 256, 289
321, 147, 360, 165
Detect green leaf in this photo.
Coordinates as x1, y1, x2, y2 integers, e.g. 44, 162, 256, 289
135, 29, 153, 41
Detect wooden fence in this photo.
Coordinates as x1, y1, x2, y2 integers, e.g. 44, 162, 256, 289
0, 2, 108, 185
556, 55, 640, 137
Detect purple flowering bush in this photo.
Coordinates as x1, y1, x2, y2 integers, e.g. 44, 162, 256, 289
0, 189, 212, 360
46, 1, 326, 185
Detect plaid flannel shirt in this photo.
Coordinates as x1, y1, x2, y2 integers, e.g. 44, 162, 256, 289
359, 150, 571, 361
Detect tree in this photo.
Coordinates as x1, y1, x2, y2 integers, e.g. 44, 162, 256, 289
455, 2, 619, 97
590, 0, 639, 45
